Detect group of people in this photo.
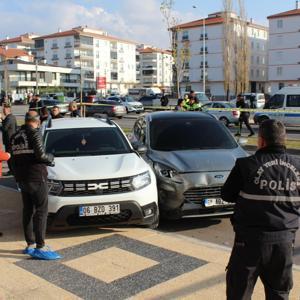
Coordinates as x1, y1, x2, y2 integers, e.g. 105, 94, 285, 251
175, 91, 202, 111
0, 95, 82, 259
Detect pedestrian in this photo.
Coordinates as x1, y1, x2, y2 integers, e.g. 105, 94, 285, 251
51, 106, 63, 119
68, 101, 81, 118
235, 94, 254, 137
221, 119, 300, 300
175, 99, 185, 111
29, 95, 42, 113
40, 106, 51, 124
0, 148, 10, 237
0, 103, 17, 175
10, 111, 61, 260
160, 94, 169, 107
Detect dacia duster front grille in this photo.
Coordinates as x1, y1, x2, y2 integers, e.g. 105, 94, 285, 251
61, 177, 132, 197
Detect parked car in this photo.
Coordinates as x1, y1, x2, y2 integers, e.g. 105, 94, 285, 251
107, 96, 144, 114
85, 100, 126, 119
253, 87, 300, 126
138, 95, 161, 107
76, 95, 97, 103
230, 93, 265, 108
202, 101, 240, 126
32, 99, 69, 115
129, 112, 248, 220
44, 118, 158, 230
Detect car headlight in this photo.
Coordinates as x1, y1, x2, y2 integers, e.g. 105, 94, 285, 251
131, 171, 151, 190
153, 162, 178, 178
47, 179, 63, 195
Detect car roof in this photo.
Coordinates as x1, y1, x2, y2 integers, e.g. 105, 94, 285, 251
46, 117, 116, 130
146, 111, 215, 121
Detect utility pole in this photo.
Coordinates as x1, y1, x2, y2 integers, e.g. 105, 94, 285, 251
35, 58, 39, 95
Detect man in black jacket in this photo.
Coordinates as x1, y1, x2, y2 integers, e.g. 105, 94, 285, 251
235, 94, 254, 137
1, 103, 17, 175
221, 119, 300, 300
11, 111, 61, 260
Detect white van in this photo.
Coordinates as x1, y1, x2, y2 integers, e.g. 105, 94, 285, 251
253, 87, 300, 126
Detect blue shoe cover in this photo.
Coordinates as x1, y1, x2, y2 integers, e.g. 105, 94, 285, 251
23, 246, 35, 255
30, 247, 62, 260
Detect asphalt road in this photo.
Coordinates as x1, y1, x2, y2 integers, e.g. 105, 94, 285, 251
5, 104, 300, 266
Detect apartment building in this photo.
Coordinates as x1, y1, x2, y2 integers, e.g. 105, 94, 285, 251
0, 58, 80, 97
174, 12, 268, 98
34, 26, 137, 94
137, 46, 173, 92
0, 33, 36, 51
268, 3, 300, 94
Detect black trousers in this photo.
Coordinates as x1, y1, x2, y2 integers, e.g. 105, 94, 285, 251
238, 116, 254, 135
226, 238, 294, 300
19, 181, 48, 248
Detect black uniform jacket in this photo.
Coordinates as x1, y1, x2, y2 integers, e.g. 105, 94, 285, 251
10, 125, 54, 182
221, 145, 300, 242
1, 113, 17, 148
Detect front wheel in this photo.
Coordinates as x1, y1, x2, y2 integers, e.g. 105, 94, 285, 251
143, 209, 160, 229
220, 117, 229, 127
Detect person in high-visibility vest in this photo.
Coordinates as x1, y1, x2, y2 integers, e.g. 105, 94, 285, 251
0, 147, 10, 237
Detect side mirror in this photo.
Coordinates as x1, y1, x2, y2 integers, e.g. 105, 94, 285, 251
136, 145, 147, 154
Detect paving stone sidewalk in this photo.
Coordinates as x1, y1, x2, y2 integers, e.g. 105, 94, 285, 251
0, 187, 299, 300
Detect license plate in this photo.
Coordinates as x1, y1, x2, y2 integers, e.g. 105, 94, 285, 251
79, 204, 120, 217
204, 198, 228, 207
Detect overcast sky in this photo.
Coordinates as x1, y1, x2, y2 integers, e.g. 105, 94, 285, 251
0, 0, 297, 48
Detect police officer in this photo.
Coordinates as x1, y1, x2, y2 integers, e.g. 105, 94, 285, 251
221, 119, 300, 300
11, 111, 61, 260
235, 94, 254, 137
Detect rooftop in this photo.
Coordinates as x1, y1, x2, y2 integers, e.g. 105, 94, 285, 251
0, 34, 35, 45
35, 27, 137, 45
139, 47, 172, 55
47, 117, 115, 130
267, 8, 300, 19
0, 48, 31, 58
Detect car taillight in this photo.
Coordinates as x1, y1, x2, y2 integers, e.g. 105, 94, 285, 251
112, 106, 116, 111
232, 110, 239, 116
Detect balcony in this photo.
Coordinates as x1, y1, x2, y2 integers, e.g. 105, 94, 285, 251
74, 41, 93, 49
65, 55, 72, 60
52, 56, 59, 61
51, 44, 59, 50
61, 79, 80, 84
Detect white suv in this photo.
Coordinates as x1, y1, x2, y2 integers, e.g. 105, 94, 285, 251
43, 118, 158, 230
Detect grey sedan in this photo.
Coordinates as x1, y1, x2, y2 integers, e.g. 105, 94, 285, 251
85, 100, 126, 119
202, 101, 240, 127
130, 112, 248, 220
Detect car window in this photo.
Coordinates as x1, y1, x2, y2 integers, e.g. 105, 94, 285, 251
150, 118, 237, 151
286, 95, 300, 107
213, 103, 224, 108
133, 118, 146, 144
45, 128, 131, 157
268, 94, 285, 109
202, 103, 213, 108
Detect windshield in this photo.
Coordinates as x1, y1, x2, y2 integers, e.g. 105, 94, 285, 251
267, 94, 284, 109
150, 118, 237, 151
195, 93, 209, 101
124, 96, 135, 102
45, 127, 131, 157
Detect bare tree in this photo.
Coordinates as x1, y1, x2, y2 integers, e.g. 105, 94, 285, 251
160, 0, 190, 97
222, 0, 234, 100
223, 0, 250, 98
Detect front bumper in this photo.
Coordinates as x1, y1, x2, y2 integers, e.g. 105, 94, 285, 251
156, 171, 234, 219
47, 201, 158, 229
128, 106, 144, 112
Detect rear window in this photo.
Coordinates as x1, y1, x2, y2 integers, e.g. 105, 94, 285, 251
286, 95, 300, 107
45, 127, 131, 157
150, 118, 237, 151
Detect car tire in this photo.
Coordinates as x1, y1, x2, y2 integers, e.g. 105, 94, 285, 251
126, 107, 129, 114
143, 209, 160, 229
219, 117, 229, 127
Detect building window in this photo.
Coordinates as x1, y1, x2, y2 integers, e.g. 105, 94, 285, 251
256, 69, 259, 77
256, 56, 260, 64
257, 43, 260, 50
251, 41, 254, 49
200, 33, 208, 40
277, 67, 283, 76
111, 72, 118, 80
251, 69, 254, 77
200, 47, 208, 54
262, 57, 265, 64
182, 31, 189, 41
52, 73, 57, 80
262, 70, 265, 78
277, 20, 283, 28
